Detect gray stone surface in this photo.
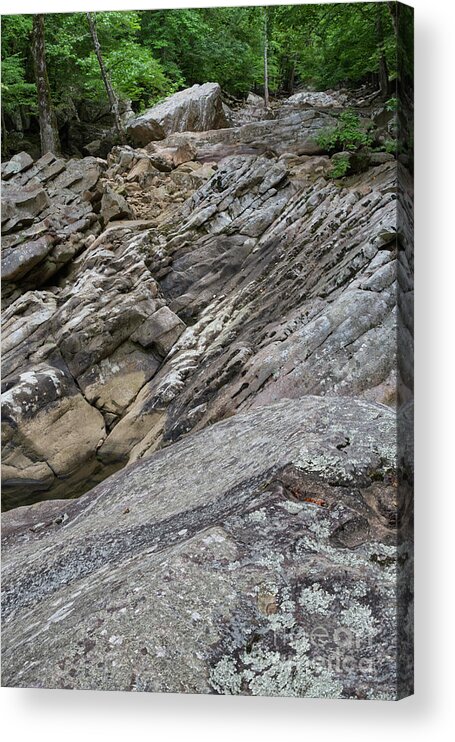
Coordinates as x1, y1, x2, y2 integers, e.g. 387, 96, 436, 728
1, 396, 412, 698
1, 151, 33, 180
284, 90, 349, 108
101, 185, 135, 224
1, 153, 105, 297
160, 108, 335, 159
127, 83, 228, 146
1, 92, 404, 511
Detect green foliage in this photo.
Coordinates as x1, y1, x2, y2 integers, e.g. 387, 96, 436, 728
139, 7, 266, 96
384, 139, 397, 155
385, 97, 398, 112
42, 12, 176, 109
1, 55, 37, 116
1, 4, 398, 137
316, 111, 373, 154
274, 2, 395, 90
1, 15, 36, 116
79, 43, 176, 109
329, 153, 350, 179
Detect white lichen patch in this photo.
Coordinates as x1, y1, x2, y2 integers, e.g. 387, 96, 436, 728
279, 500, 304, 514
307, 517, 332, 539
210, 630, 343, 698
265, 586, 296, 632
340, 602, 378, 640
299, 583, 334, 615
247, 508, 268, 523
210, 656, 242, 695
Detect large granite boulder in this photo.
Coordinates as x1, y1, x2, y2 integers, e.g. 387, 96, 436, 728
284, 90, 349, 108
1, 396, 413, 698
127, 83, 229, 147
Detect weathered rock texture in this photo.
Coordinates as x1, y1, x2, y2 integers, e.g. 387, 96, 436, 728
1, 89, 402, 508
1, 84, 414, 700
160, 107, 335, 160
127, 82, 229, 146
1, 397, 413, 698
284, 90, 349, 108
1, 152, 105, 303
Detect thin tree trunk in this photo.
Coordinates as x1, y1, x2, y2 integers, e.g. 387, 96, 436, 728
31, 14, 61, 156
263, 7, 269, 109
1, 107, 8, 157
86, 12, 124, 139
376, 6, 390, 96
288, 57, 296, 95
387, 1, 398, 36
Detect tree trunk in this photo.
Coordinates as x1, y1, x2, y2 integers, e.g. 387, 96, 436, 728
31, 14, 61, 156
387, 1, 398, 36
1, 107, 8, 157
376, 7, 390, 96
288, 57, 296, 95
263, 7, 269, 109
86, 12, 124, 140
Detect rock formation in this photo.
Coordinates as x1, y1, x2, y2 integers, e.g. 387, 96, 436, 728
1, 397, 413, 697
1, 84, 413, 698
1, 151, 105, 301
1, 113, 399, 507
127, 82, 229, 147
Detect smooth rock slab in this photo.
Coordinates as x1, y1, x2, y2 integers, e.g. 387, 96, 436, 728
127, 83, 229, 146
1, 396, 412, 698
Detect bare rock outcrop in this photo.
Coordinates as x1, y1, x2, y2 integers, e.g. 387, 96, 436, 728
98, 155, 398, 469
1, 221, 186, 507
127, 82, 229, 147
284, 89, 349, 108
1, 152, 105, 303
159, 107, 335, 160
1, 91, 403, 510
1, 396, 413, 699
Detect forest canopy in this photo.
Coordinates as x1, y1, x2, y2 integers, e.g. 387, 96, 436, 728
1, 3, 398, 124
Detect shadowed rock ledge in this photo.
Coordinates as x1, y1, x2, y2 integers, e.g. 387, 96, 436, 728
1, 396, 412, 699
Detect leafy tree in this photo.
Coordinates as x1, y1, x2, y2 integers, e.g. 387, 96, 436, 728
1, 15, 36, 122
1, 4, 398, 155
274, 2, 395, 91
1, 55, 37, 118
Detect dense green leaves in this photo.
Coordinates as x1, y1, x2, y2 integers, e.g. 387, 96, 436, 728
316, 111, 373, 153
1, 4, 398, 124
138, 7, 266, 96
1, 15, 36, 116
1, 55, 37, 116
273, 2, 395, 90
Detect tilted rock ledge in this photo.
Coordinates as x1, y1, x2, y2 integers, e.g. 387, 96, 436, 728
1, 396, 412, 698
1, 86, 403, 508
